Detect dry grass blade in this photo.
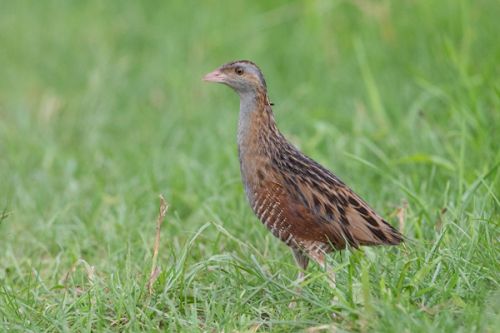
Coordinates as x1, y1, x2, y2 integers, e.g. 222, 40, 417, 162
305, 324, 338, 333
0, 208, 10, 223
147, 194, 169, 294
396, 200, 407, 234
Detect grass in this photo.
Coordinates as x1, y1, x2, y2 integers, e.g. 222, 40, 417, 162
0, 0, 499, 331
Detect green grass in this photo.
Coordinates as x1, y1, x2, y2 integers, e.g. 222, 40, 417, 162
0, 0, 499, 331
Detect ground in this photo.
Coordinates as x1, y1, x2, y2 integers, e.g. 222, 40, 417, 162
0, 1, 498, 332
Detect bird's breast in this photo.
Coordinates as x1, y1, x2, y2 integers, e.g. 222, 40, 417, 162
238, 143, 267, 200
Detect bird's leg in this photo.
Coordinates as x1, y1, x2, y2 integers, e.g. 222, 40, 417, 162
289, 248, 309, 308
326, 266, 336, 290
309, 251, 336, 290
310, 251, 339, 319
292, 248, 309, 284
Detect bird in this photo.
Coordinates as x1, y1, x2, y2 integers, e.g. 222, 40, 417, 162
203, 60, 403, 289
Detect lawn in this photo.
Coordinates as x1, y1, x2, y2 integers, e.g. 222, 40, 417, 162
0, 0, 498, 332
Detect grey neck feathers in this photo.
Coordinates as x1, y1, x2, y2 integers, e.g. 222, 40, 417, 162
237, 92, 260, 148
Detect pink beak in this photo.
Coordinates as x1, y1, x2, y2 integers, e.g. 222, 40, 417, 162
203, 68, 225, 83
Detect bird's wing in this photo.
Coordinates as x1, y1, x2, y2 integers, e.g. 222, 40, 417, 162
276, 150, 403, 249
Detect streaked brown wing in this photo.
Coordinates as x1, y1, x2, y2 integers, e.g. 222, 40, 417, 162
276, 151, 403, 249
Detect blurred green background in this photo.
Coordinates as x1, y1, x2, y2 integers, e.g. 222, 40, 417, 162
0, 0, 498, 332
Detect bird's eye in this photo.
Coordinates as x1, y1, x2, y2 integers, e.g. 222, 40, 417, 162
235, 67, 244, 75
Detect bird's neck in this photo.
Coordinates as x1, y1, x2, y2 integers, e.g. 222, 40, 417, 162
237, 90, 276, 150
237, 90, 278, 198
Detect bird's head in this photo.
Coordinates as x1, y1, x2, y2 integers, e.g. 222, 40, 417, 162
203, 60, 267, 95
